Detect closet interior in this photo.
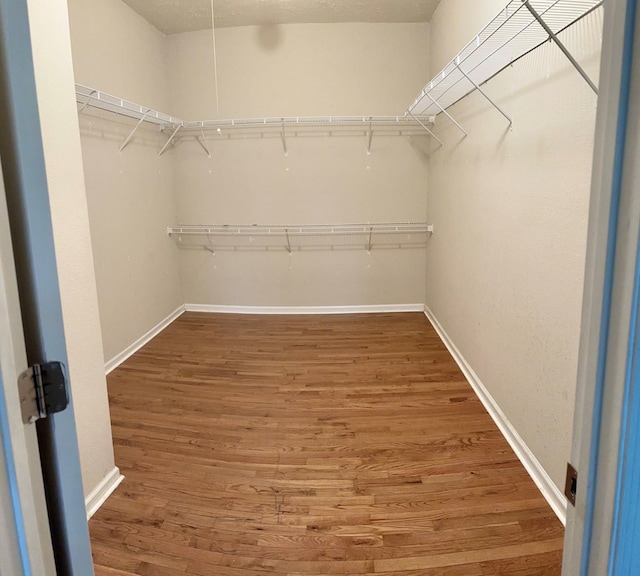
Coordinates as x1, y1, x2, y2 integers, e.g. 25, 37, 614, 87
63, 0, 604, 572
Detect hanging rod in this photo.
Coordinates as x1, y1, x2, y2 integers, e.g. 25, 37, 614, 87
167, 223, 433, 254
406, 0, 602, 122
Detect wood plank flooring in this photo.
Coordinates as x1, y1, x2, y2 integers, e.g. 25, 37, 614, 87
89, 312, 564, 575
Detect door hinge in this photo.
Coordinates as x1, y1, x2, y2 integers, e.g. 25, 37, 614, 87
565, 462, 578, 506
18, 361, 69, 424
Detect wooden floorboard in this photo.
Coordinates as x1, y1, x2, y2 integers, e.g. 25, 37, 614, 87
90, 312, 563, 575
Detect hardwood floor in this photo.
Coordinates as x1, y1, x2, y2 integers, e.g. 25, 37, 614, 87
89, 312, 564, 575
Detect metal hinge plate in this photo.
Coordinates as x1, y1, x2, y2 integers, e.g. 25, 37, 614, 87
565, 462, 578, 506
18, 361, 69, 424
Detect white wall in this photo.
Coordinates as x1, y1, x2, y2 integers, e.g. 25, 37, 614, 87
166, 23, 430, 307
68, 0, 184, 362
25, 0, 115, 498
426, 1, 602, 492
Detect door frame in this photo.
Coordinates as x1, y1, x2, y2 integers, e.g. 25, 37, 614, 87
0, 0, 95, 573
601, 1, 640, 572
563, 0, 639, 573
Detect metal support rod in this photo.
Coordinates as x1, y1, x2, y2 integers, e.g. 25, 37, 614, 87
280, 120, 288, 156
285, 228, 292, 254
367, 119, 373, 156
522, 0, 598, 94
206, 233, 215, 256
367, 227, 373, 252
195, 129, 211, 158
426, 94, 468, 137
78, 90, 97, 114
455, 62, 513, 126
119, 109, 151, 152
407, 111, 444, 147
159, 125, 181, 156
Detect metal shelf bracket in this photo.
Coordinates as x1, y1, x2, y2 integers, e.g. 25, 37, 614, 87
407, 111, 443, 148
285, 228, 292, 254
281, 120, 288, 156
159, 125, 181, 156
78, 89, 97, 114
522, 0, 599, 95
427, 94, 468, 138
206, 233, 215, 256
119, 109, 150, 152
455, 58, 513, 127
195, 130, 212, 158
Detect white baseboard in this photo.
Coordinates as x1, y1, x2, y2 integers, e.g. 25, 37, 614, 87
423, 305, 567, 525
184, 303, 425, 315
105, 304, 185, 374
85, 466, 124, 520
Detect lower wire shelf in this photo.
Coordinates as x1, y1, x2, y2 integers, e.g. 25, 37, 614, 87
167, 223, 433, 254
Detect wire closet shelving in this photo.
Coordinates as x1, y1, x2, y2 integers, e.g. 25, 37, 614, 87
167, 223, 432, 254
406, 0, 603, 131
76, 84, 436, 156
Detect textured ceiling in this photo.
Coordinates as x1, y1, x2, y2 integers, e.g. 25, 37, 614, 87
121, 0, 441, 35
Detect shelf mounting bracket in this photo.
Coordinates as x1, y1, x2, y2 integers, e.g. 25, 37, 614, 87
205, 233, 216, 256
285, 228, 292, 254
522, 0, 598, 95
120, 109, 151, 152
367, 119, 374, 155
407, 111, 443, 148
281, 120, 288, 156
78, 89, 97, 114
195, 129, 212, 158
367, 226, 373, 253
159, 125, 181, 156
426, 93, 468, 137
455, 60, 512, 126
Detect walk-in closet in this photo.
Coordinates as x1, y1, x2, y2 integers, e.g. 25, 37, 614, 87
0, 0, 612, 574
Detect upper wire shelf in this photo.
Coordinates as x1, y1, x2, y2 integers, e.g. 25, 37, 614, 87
407, 0, 602, 119
76, 83, 436, 155
76, 84, 182, 126
167, 223, 432, 254
181, 116, 433, 132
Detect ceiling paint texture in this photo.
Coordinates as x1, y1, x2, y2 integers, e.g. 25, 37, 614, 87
121, 0, 441, 35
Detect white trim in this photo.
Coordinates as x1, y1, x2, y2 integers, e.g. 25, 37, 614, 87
105, 305, 185, 374
184, 304, 425, 315
424, 306, 568, 525
84, 467, 124, 520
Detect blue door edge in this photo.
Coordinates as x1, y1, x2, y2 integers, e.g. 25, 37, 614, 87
580, 1, 639, 574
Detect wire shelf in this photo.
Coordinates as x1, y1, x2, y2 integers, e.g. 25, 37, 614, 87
76, 83, 436, 153
407, 0, 602, 117
168, 223, 431, 253
75, 84, 183, 127
181, 116, 434, 132
76, 85, 432, 133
